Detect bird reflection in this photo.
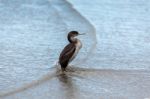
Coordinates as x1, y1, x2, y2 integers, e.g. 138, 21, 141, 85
58, 74, 70, 83
57, 73, 78, 99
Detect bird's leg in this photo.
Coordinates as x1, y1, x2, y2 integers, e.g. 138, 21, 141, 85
61, 68, 67, 74
61, 67, 66, 72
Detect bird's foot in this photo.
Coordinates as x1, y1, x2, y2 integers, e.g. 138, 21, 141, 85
61, 68, 67, 73
66, 67, 75, 72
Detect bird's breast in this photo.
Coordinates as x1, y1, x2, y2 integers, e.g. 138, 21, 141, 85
69, 40, 82, 63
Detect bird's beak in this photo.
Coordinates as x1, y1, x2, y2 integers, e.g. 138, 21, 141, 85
79, 33, 86, 35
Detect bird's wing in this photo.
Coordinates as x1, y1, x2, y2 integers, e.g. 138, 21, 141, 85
59, 43, 76, 64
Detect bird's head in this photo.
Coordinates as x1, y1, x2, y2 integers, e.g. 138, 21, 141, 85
67, 31, 85, 43
68, 31, 85, 37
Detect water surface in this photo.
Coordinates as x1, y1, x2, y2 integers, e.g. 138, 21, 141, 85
0, 0, 150, 99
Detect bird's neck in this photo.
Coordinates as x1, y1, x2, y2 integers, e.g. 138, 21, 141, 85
68, 36, 77, 43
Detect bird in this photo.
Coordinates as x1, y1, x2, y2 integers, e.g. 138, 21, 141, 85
58, 31, 84, 72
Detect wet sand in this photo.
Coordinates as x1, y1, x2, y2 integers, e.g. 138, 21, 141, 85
1, 67, 150, 99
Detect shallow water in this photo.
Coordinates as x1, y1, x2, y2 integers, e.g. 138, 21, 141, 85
0, 0, 65, 92
69, 0, 150, 70
0, 0, 96, 97
0, 0, 150, 99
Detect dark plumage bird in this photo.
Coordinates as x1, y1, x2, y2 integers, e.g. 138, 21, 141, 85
59, 31, 84, 71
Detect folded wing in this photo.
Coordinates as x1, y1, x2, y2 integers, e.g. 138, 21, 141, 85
59, 43, 76, 66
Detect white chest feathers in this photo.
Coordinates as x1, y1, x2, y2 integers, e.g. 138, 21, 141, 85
69, 40, 82, 62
